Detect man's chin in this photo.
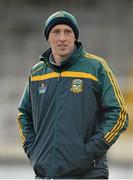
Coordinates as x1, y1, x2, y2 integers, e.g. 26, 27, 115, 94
59, 51, 69, 57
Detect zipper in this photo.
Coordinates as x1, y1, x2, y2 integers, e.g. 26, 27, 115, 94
44, 59, 61, 177
44, 60, 60, 73
45, 60, 61, 82
50, 72, 61, 177
92, 159, 96, 167
57, 72, 61, 82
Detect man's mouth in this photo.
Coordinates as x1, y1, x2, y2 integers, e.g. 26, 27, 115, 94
58, 44, 67, 47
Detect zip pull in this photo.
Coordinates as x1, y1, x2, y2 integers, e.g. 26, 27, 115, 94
57, 73, 61, 82
92, 160, 96, 167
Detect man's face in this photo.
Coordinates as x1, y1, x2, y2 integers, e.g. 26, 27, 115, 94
48, 24, 76, 59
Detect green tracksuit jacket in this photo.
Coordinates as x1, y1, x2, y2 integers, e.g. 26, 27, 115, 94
17, 42, 128, 179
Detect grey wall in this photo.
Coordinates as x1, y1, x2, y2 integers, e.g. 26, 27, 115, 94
0, 0, 132, 164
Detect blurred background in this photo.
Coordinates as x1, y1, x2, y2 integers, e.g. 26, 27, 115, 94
0, 0, 133, 179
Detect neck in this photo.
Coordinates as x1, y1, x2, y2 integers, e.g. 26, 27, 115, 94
52, 54, 68, 66
52, 46, 76, 66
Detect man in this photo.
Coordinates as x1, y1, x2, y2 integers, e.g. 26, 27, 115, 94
17, 11, 128, 179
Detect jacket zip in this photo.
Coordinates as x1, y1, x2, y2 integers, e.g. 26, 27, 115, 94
92, 160, 96, 167
57, 73, 61, 82
51, 72, 61, 177
44, 61, 61, 177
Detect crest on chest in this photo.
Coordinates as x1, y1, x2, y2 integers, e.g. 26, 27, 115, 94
70, 79, 83, 94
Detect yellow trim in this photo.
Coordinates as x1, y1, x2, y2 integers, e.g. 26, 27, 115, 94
17, 112, 26, 144
31, 71, 98, 82
104, 71, 126, 142
84, 53, 126, 143
18, 112, 23, 117
32, 65, 44, 74
31, 72, 59, 81
107, 114, 127, 143
61, 71, 98, 81
103, 69, 126, 142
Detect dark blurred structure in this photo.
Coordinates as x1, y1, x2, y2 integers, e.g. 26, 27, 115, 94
0, 0, 133, 178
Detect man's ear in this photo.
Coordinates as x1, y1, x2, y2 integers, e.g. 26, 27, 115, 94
47, 37, 50, 43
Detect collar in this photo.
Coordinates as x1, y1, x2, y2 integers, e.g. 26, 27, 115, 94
49, 46, 78, 66
49, 53, 57, 66
40, 41, 84, 72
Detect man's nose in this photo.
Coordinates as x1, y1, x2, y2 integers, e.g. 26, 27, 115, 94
59, 32, 66, 41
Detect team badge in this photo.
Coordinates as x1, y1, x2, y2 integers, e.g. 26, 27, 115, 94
70, 79, 83, 94
38, 83, 47, 94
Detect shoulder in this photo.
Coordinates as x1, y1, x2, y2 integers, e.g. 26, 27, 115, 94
83, 52, 107, 65
82, 52, 111, 71
31, 61, 45, 75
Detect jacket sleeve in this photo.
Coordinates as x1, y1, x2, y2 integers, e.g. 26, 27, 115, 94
17, 79, 35, 157
85, 59, 128, 161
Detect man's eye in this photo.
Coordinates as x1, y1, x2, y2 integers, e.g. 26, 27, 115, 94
52, 30, 60, 34
65, 30, 72, 33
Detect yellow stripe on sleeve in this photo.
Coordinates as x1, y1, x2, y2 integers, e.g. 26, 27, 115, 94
17, 112, 26, 144
84, 53, 127, 143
